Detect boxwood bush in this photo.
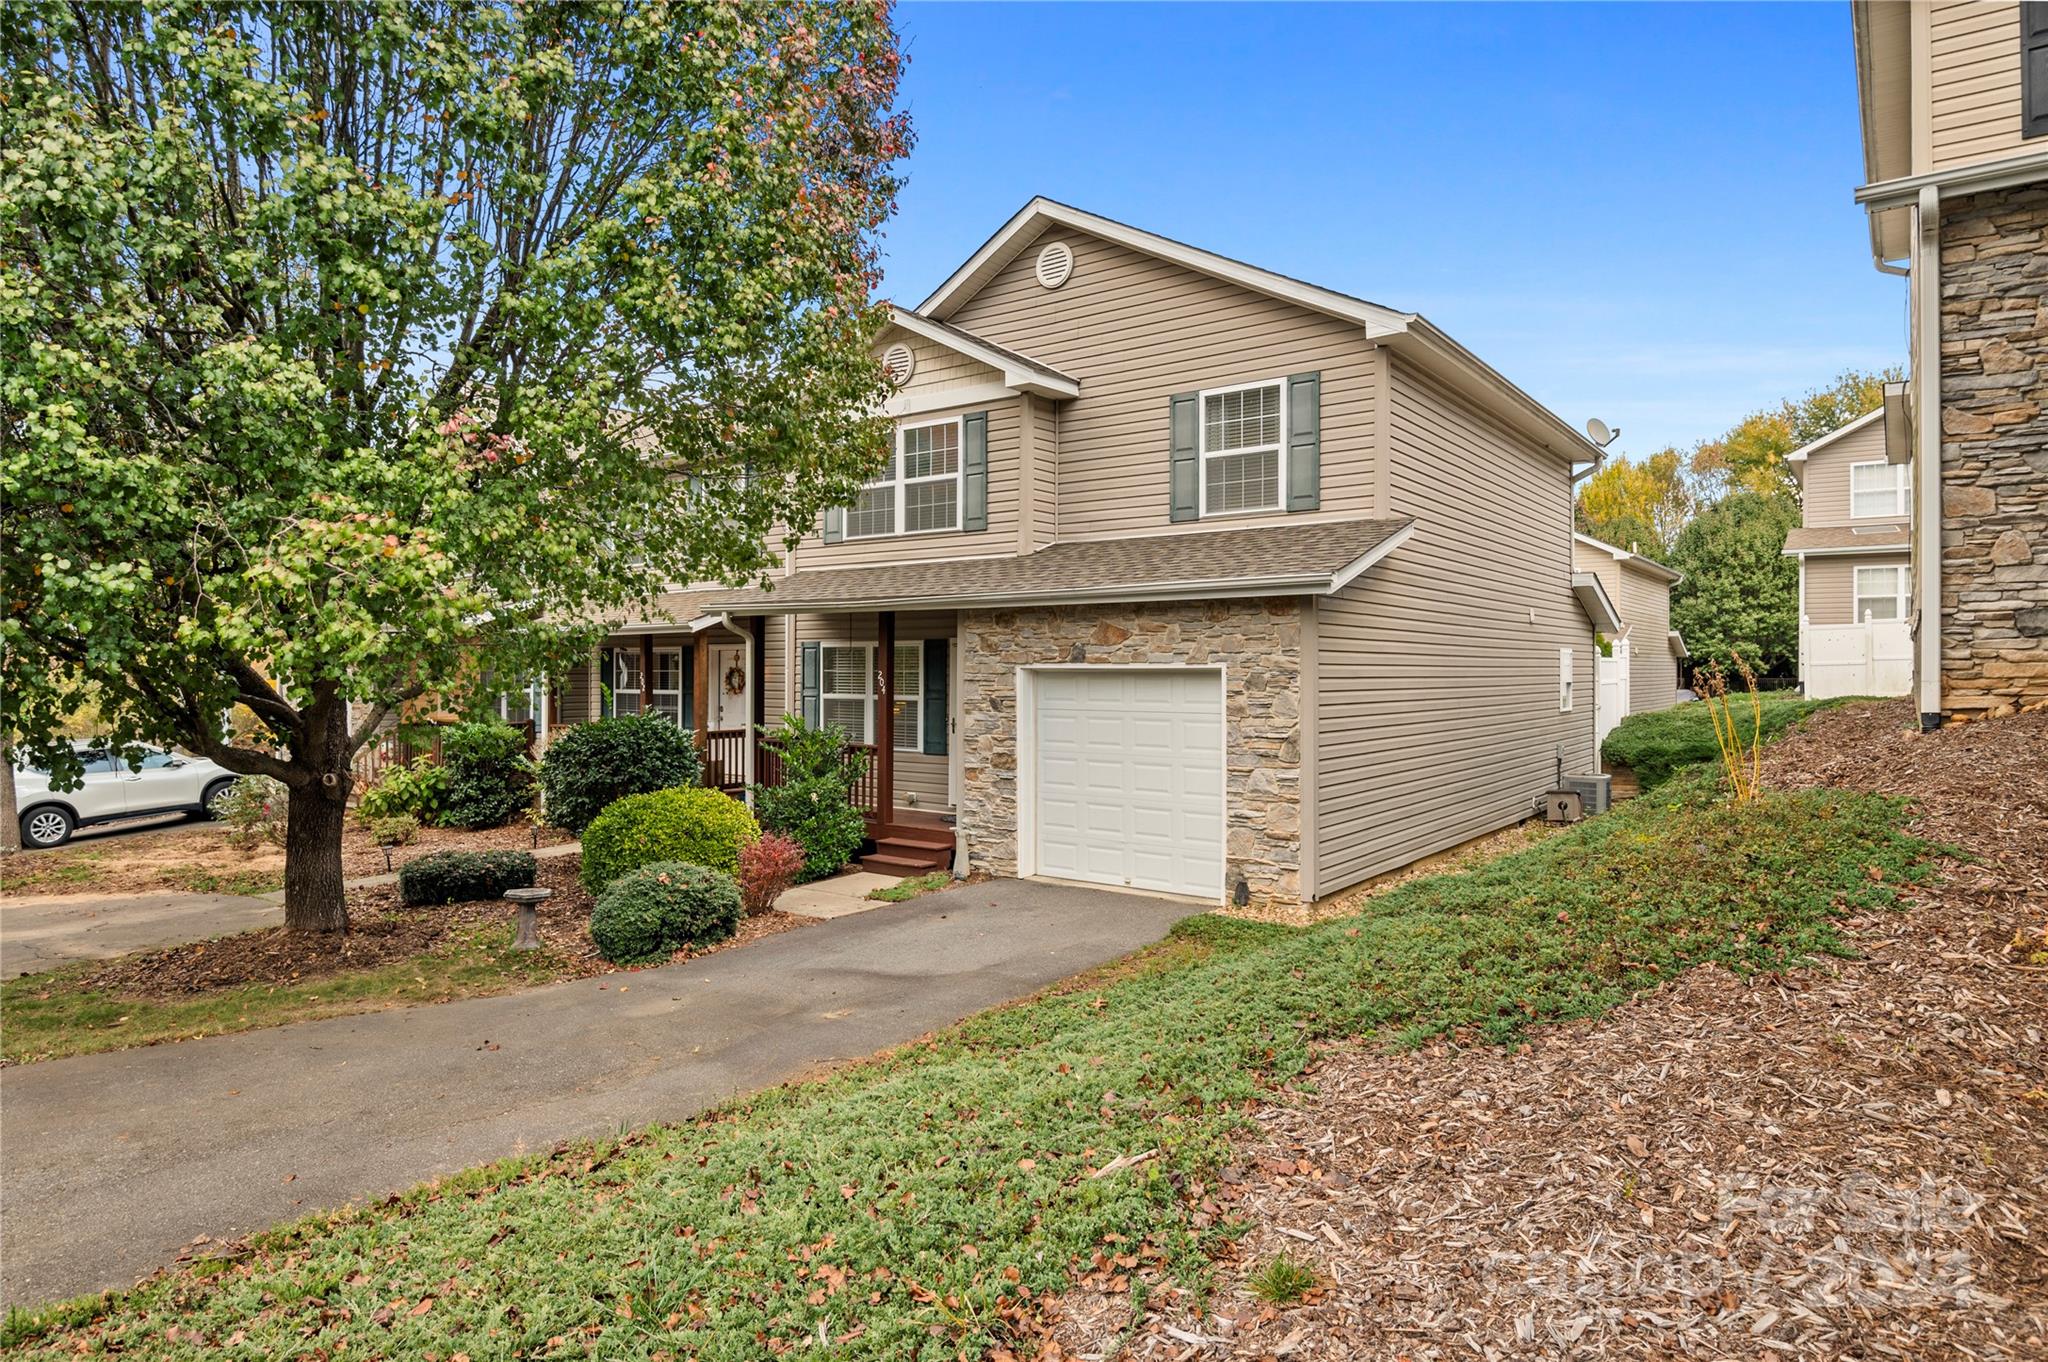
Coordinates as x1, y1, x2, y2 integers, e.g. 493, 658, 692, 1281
588, 862, 742, 965
580, 787, 759, 893
398, 849, 537, 907
537, 716, 702, 832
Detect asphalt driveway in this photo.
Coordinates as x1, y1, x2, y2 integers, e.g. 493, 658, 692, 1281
0, 878, 1196, 1307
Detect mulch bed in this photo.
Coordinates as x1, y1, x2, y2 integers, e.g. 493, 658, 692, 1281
1047, 700, 2048, 1360
1, 819, 577, 900
54, 854, 817, 1000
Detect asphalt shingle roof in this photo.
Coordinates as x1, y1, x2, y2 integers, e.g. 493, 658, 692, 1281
1783, 525, 1910, 553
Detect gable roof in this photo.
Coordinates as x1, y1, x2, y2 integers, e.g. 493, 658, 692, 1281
882, 306, 1079, 400
1782, 408, 1886, 465
1572, 532, 1684, 585
708, 517, 1414, 615
917, 198, 1605, 467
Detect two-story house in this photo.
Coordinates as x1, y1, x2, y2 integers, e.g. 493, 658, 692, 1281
1570, 532, 1685, 745
549, 201, 1622, 909
1851, 1, 2048, 723
1781, 409, 1915, 697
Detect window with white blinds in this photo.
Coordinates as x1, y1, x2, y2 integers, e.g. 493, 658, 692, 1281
1849, 461, 1908, 519
1200, 380, 1283, 515
820, 645, 873, 742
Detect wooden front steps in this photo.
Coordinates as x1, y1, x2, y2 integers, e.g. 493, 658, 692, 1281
860, 812, 955, 877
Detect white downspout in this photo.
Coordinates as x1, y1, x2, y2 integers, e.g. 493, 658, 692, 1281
1912, 184, 1943, 727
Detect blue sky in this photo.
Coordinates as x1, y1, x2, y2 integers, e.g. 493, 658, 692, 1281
876, 1, 1905, 460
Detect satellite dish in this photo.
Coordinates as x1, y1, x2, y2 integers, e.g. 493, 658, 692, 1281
1585, 418, 1619, 448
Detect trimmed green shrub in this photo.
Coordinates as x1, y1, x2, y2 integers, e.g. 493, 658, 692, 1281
1601, 693, 1834, 790
589, 862, 742, 965
398, 849, 537, 907
438, 721, 534, 829
751, 716, 868, 883
357, 756, 450, 824
216, 775, 289, 850
580, 787, 760, 893
366, 813, 420, 846
537, 715, 702, 833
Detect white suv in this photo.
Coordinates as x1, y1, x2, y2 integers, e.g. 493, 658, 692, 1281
14, 744, 239, 849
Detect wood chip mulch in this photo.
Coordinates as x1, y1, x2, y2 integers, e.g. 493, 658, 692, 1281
1046, 700, 2048, 1361
53, 854, 817, 1000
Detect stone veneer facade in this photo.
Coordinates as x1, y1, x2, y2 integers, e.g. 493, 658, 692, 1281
1938, 184, 2048, 716
955, 598, 1305, 904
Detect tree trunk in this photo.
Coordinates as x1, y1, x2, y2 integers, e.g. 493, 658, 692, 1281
280, 686, 356, 933
283, 777, 350, 932
1, 742, 19, 855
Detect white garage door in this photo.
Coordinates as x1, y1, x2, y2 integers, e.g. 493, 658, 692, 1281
1030, 668, 1224, 899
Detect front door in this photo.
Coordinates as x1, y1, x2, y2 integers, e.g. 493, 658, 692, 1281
711, 645, 748, 730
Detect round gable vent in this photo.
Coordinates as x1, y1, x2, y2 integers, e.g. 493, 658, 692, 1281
1034, 240, 1074, 290
881, 341, 915, 387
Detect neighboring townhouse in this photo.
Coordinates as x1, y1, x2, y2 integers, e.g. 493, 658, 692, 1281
545, 199, 1611, 909
1570, 533, 1685, 744
1851, 1, 2048, 722
1782, 409, 1915, 698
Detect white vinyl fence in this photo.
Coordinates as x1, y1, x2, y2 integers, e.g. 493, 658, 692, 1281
1801, 615, 1911, 700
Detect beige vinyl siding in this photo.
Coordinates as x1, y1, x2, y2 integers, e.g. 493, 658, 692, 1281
946, 229, 1381, 539
785, 611, 955, 811
760, 614, 792, 724
883, 330, 1002, 397
1803, 551, 1913, 626
1570, 545, 1625, 615
1800, 418, 1905, 529
795, 398, 1025, 569
1928, 1, 2030, 171
1619, 566, 1678, 713
555, 656, 603, 725
1020, 393, 1059, 550
1312, 355, 1593, 896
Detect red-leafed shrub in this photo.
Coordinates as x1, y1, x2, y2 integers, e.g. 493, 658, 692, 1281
737, 832, 805, 915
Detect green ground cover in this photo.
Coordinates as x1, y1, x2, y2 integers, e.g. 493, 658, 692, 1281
3, 776, 1930, 1359
1600, 692, 1846, 788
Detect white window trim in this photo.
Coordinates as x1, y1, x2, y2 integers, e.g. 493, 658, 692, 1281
891, 641, 923, 753
611, 649, 644, 717
1559, 647, 1575, 713
1853, 565, 1908, 622
652, 645, 685, 728
819, 643, 875, 744
1848, 459, 1909, 519
845, 417, 965, 540
1196, 376, 1287, 519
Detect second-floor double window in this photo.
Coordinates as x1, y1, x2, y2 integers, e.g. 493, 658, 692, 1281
1849, 460, 1909, 519
847, 419, 962, 539
1201, 379, 1285, 515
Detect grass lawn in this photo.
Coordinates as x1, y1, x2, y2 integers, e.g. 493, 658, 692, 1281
1600, 691, 1849, 789
2, 778, 1933, 1358
1, 921, 576, 1064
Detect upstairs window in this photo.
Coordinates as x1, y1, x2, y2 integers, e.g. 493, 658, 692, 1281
1849, 460, 1909, 519
1200, 379, 1284, 515
845, 419, 962, 539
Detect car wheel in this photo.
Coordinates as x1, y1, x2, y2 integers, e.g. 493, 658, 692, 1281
21, 806, 75, 849
201, 779, 237, 820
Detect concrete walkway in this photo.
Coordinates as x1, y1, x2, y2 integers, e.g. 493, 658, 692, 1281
0, 879, 1196, 1307
0, 892, 282, 981
779, 869, 904, 919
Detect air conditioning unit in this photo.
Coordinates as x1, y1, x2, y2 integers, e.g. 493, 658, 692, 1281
1562, 774, 1612, 816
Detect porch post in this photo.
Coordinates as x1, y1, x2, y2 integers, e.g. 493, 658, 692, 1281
692, 633, 711, 761
748, 618, 766, 787
639, 635, 655, 715
876, 610, 895, 822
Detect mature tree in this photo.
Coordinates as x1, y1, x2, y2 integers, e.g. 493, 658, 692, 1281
2, 3, 909, 930
1691, 368, 1898, 501
1574, 446, 1693, 560
1667, 493, 1803, 675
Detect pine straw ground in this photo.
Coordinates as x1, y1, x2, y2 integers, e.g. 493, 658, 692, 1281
1051, 700, 2048, 1362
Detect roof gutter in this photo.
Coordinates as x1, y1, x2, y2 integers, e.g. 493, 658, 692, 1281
1855, 147, 2048, 211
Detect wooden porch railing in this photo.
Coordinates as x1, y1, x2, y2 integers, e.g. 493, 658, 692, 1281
753, 736, 879, 815
703, 727, 748, 793
351, 719, 535, 790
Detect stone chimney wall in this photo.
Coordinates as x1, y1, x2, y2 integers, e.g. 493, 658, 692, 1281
1938, 184, 2048, 716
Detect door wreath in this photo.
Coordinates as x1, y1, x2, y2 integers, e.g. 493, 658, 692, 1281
723, 661, 746, 696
